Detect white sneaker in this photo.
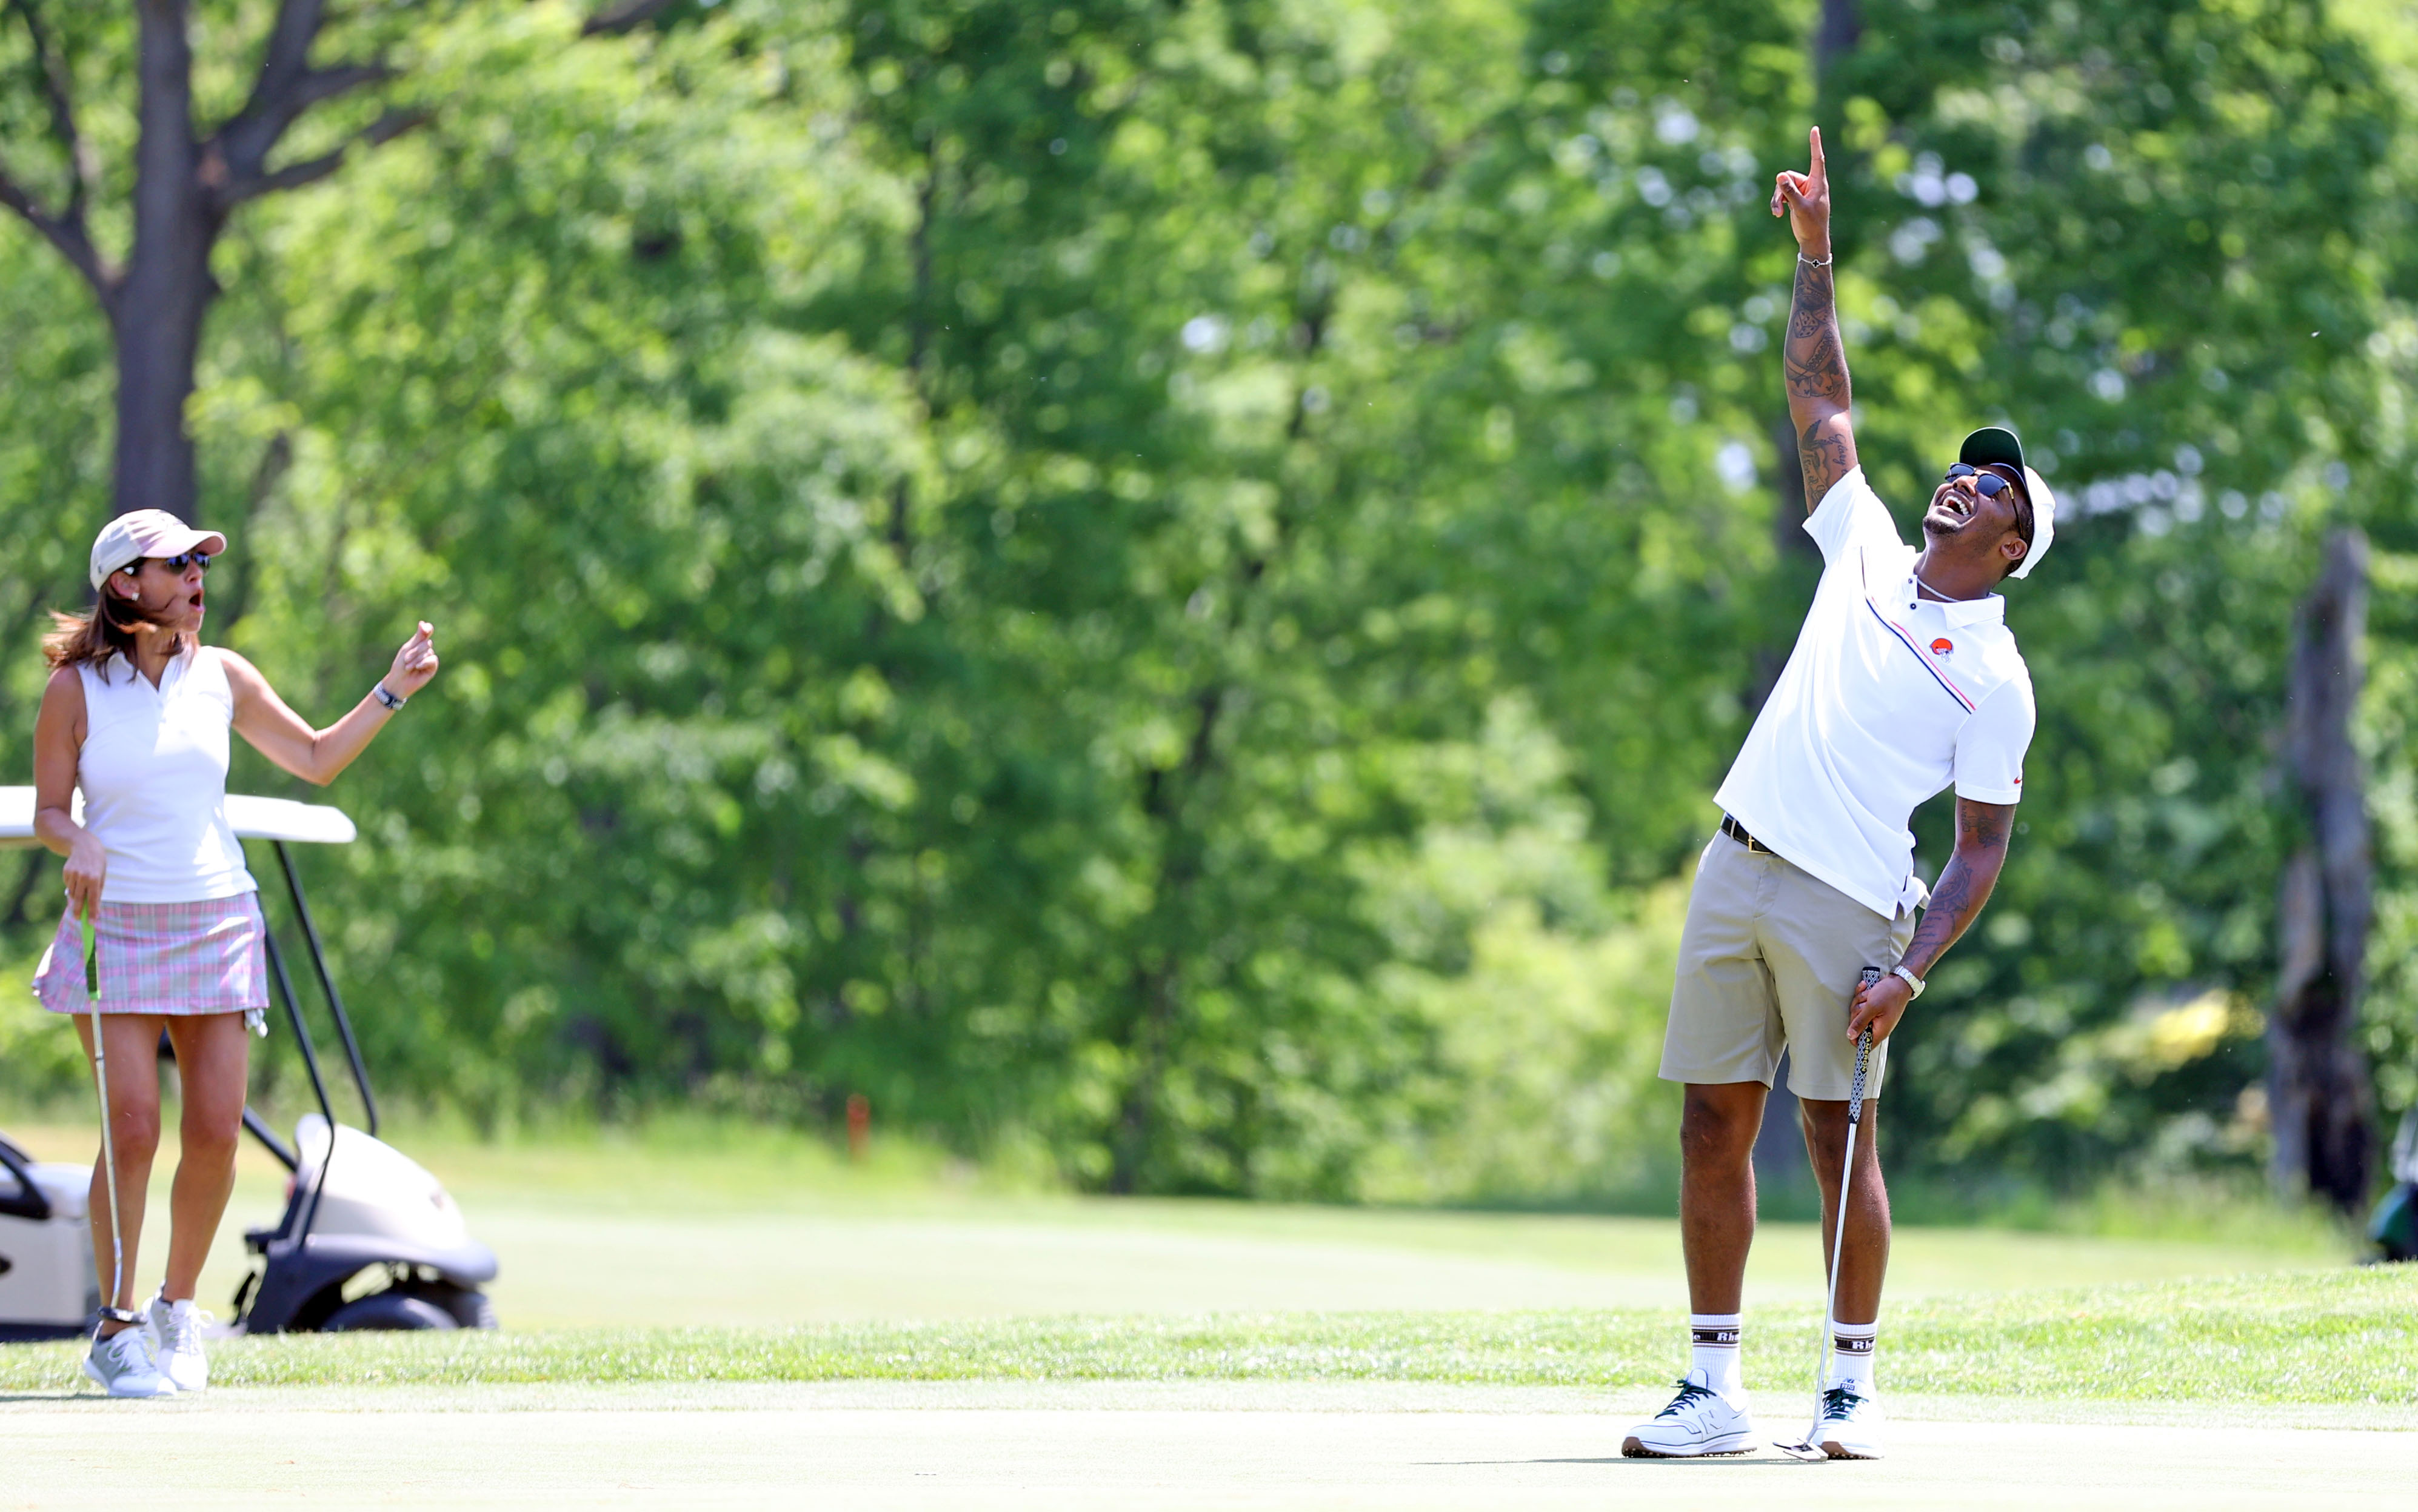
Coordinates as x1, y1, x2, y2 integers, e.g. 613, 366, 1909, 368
144, 1294, 212, 1394
1622, 1367, 1756, 1457
1814, 1380, 1887, 1459
81, 1327, 177, 1399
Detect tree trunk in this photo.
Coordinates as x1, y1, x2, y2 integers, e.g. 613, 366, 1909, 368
1747, 413, 1821, 713
1814, 0, 1862, 82
115, 0, 222, 524
2271, 527, 2375, 1213
1751, 0, 1859, 714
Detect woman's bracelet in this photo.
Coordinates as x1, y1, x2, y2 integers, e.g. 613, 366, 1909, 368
372, 682, 407, 711
1798, 250, 1833, 267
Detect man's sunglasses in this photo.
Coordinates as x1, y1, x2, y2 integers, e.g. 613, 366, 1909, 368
1945, 462, 2024, 502
120, 551, 213, 574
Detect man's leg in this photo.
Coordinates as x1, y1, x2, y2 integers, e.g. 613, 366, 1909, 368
1628, 834, 1784, 1456
1626, 1079, 1769, 1457
1680, 1081, 1771, 1314
1798, 1094, 1888, 1326
1757, 855, 1909, 1456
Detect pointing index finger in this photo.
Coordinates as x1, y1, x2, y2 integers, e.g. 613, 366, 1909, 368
1809, 125, 1826, 184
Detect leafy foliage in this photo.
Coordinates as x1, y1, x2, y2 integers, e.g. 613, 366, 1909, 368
3, 0, 2416, 1202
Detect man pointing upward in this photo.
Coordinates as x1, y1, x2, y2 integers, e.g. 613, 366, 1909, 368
1621, 127, 2056, 1461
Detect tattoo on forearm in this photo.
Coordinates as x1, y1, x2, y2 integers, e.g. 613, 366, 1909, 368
1783, 251, 1852, 507
1902, 799, 2015, 977
1902, 865, 1975, 965
1789, 255, 1835, 339
1785, 324, 1848, 404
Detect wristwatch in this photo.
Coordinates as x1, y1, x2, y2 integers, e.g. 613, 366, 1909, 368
372, 682, 407, 711
1891, 964, 1926, 1000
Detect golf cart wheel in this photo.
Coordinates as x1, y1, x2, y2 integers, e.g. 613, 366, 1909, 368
322, 1290, 457, 1331
409, 1279, 498, 1330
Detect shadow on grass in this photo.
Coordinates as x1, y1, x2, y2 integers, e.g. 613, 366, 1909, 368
1421, 1455, 1828, 1468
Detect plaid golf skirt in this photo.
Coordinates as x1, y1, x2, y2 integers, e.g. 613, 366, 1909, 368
32, 893, 270, 1018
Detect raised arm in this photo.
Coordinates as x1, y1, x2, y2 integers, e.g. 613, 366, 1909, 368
1771, 127, 1857, 510
224, 623, 439, 787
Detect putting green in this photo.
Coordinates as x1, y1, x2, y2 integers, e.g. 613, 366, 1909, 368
2, 1382, 2412, 1510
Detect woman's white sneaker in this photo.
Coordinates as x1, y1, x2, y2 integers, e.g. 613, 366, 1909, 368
81, 1327, 177, 1398
1814, 1382, 1887, 1459
144, 1294, 211, 1394
1621, 1368, 1756, 1457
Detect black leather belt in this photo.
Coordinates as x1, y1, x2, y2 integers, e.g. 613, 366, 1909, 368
1719, 814, 1775, 855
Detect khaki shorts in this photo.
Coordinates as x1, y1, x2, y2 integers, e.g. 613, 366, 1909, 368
1658, 831, 1915, 1101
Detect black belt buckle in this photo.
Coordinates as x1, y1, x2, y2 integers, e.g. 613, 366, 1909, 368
1720, 815, 1772, 855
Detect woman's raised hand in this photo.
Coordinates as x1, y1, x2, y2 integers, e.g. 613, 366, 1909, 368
386, 622, 440, 699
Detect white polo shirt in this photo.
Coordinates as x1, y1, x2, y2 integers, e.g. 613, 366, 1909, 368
1714, 467, 2035, 919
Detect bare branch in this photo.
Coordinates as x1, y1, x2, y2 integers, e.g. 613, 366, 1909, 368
584, 0, 686, 38
5, 1, 93, 219
0, 156, 110, 298
219, 107, 428, 207
293, 60, 392, 112
215, 0, 336, 182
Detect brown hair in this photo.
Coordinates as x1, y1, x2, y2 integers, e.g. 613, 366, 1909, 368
42, 576, 183, 674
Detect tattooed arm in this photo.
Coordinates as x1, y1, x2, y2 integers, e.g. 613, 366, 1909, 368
1771, 127, 1857, 510
1845, 797, 2016, 1045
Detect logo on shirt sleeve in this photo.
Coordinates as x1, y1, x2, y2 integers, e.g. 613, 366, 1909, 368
1929, 637, 1954, 658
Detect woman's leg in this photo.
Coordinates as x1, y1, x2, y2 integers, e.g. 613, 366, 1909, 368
161, 1011, 252, 1305
72, 1012, 166, 1333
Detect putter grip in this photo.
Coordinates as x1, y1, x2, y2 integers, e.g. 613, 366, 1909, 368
1849, 967, 1880, 1125
82, 902, 98, 999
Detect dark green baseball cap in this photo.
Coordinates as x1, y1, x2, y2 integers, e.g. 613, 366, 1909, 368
1957, 425, 2055, 579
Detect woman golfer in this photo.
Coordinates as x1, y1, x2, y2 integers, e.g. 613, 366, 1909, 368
30, 508, 438, 1396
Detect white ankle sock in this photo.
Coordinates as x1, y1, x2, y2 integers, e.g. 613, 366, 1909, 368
1828, 1319, 1876, 1391
1689, 1313, 1743, 1397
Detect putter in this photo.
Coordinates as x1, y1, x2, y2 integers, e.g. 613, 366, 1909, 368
1775, 966, 1879, 1462
82, 904, 142, 1347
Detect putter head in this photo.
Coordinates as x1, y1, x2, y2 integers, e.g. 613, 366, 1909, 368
1772, 1436, 1828, 1462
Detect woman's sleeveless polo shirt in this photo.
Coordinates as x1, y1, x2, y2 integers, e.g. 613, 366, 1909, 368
76, 645, 257, 903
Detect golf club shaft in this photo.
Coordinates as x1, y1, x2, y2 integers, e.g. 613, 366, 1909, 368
84, 904, 127, 1325
1801, 971, 1879, 1448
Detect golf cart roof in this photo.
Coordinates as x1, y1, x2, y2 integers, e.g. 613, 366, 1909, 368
0, 786, 356, 847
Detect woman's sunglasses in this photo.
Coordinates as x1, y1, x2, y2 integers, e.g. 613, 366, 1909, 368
1944, 462, 2023, 502
120, 551, 212, 575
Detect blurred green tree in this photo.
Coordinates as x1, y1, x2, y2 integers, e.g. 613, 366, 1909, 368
0, 1, 703, 523
0, 0, 2410, 1213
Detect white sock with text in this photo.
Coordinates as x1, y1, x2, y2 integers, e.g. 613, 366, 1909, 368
1828, 1319, 1876, 1392
1689, 1313, 1743, 1397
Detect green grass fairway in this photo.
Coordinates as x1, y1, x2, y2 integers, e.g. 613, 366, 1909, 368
8, 1114, 2397, 1414
0, 1119, 2354, 1330
6, 1117, 2408, 1510
4, 1268, 2411, 1402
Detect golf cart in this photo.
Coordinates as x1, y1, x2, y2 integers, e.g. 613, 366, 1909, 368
0, 787, 497, 1335
0, 1128, 92, 1341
